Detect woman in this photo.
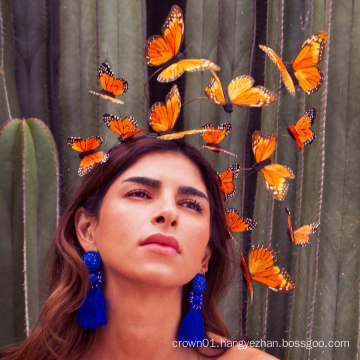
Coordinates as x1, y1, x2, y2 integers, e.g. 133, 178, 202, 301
1, 136, 277, 359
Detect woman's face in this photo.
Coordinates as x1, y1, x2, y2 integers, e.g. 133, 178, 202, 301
90, 151, 211, 288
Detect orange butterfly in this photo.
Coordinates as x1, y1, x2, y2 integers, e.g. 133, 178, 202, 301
66, 136, 109, 176
287, 108, 316, 150
240, 245, 295, 305
252, 131, 295, 201
260, 31, 327, 96
103, 113, 146, 142
204, 71, 278, 113
148, 84, 205, 139
225, 208, 257, 240
89, 63, 128, 104
144, 5, 220, 83
285, 207, 320, 246
201, 123, 236, 156
216, 164, 240, 201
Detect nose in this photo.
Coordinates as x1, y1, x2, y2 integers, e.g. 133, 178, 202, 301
151, 198, 179, 228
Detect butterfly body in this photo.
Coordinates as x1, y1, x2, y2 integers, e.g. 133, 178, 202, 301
251, 158, 272, 173
287, 108, 316, 150
66, 136, 109, 176
144, 5, 220, 83
89, 63, 128, 104
205, 71, 278, 113
285, 207, 320, 246
260, 31, 327, 96
252, 131, 295, 201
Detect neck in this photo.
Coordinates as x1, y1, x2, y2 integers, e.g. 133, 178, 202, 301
88, 275, 198, 360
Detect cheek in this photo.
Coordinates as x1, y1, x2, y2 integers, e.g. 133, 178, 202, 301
183, 214, 211, 260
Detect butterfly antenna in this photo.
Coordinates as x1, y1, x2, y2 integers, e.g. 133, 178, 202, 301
143, 68, 163, 105
275, 43, 282, 57
219, 153, 233, 166
183, 42, 193, 55
276, 84, 285, 93
182, 97, 208, 107
100, 132, 111, 147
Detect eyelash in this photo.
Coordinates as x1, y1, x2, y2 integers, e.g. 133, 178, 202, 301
125, 189, 203, 213
125, 189, 152, 199
179, 199, 204, 213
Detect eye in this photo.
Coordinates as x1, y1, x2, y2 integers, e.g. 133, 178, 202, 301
125, 189, 152, 199
180, 199, 204, 213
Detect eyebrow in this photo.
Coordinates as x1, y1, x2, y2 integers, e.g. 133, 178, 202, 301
123, 176, 208, 200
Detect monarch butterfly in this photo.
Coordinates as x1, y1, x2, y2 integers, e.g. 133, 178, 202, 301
66, 136, 109, 176
239, 245, 295, 305
285, 207, 320, 246
216, 164, 240, 201
102, 113, 146, 142
204, 71, 278, 113
287, 108, 316, 150
260, 31, 328, 96
225, 208, 257, 240
252, 131, 295, 201
148, 84, 205, 139
200, 123, 236, 156
144, 5, 220, 83
89, 63, 128, 104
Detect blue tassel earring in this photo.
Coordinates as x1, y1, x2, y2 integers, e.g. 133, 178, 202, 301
178, 273, 207, 345
78, 251, 107, 329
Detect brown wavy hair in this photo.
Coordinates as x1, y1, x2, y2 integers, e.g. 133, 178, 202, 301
1, 137, 235, 360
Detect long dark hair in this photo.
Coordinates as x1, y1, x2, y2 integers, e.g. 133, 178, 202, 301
1, 137, 235, 360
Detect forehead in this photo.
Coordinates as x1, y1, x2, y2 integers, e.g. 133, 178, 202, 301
115, 151, 206, 189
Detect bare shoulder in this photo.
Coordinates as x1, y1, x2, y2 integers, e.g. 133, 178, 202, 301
218, 345, 279, 360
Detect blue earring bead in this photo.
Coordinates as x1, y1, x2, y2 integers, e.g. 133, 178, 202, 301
178, 273, 207, 345
82, 251, 101, 272
78, 251, 107, 330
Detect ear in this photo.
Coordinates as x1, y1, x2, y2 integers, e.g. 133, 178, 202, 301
199, 245, 212, 274
75, 207, 98, 253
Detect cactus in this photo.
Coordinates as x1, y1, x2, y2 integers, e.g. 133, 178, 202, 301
0, 119, 59, 344
0, 1, 359, 359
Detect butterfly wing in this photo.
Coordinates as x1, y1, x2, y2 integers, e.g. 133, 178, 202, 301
291, 108, 316, 149
99, 63, 128, 96
285, 207, 295, 243
148, 84, 181, 132
225, 208, 257, 233
102, 114, 146, 140
260, 164, 295, 201
292, 31, 327, 94
239, 250, 254, 305
201, 123, 232, 144
144, 5, 183, 66
259, 45, 296, 96
216, 164, 240, 201
248, 244, 295, 292
227, 75, 278, 107
204, 71, 226, 105
252, 131, 277, 163
158, 129, 205, 140
66, 136, 102, 152
157, 59, 220, 83
293, 221, 320, 246
79, 152, 109, 176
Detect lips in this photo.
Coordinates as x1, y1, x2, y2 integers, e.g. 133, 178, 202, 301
141, 233, 180, 253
